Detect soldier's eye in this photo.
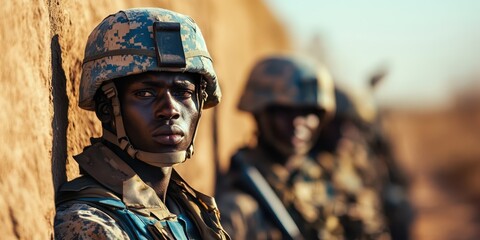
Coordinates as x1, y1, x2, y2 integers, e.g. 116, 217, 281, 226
134, 90, 155, 97
173, 89, 194, 99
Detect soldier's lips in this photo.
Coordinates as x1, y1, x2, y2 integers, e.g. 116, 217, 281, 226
152, 134, 184, 145
152, 126, 184, 145
291, 137, 308, 147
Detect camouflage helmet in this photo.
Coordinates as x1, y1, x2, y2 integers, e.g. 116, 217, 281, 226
335, 87, 377, 124
238, 55, 335, 118
79, 8, 221, 111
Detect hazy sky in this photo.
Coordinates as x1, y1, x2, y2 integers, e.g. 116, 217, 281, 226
264, 0, 480, 108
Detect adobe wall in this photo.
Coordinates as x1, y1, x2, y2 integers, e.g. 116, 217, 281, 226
0, 0, 290, 238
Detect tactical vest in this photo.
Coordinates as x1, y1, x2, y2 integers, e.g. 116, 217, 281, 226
56, 141, 230, 240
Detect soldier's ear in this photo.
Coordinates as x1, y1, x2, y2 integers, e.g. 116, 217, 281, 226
94, 90, 114, 125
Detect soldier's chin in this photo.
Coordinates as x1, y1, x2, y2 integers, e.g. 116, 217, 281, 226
292, 139, 313, 154
274, 143, 310, 157
133, 142, 189, 154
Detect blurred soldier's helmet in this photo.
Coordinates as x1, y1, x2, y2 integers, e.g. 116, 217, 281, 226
78, 8, 220, 167
335, 87, 377, 124
79, 8, 221, 111
238, 55, 335, 119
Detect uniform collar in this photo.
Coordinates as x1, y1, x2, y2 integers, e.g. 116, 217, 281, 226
74, 141, 175, 220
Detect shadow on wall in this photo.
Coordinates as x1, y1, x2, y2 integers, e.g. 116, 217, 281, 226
50, 34, 69, 194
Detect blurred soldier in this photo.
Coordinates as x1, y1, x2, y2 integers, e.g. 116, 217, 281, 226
313, 87, 390, 239
365, 70, 413, 240
313, 86, 407, 240
54, 8, 229, 239
216, 55, 336, 240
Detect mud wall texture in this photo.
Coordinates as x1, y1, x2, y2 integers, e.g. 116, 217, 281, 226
0, 0, 290, 238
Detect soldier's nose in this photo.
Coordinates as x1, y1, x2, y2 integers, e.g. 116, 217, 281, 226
155, 92, 180, 120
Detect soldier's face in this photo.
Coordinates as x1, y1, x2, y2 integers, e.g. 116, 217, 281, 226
116, 72, 199, 153
258, 105, 323, 156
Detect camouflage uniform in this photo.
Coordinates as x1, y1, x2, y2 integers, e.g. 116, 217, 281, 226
54, 8, 228, 239
56, 203, 130, 239
312, 87, 392, 239
220, 147, 344, 240
55, 140, 227, 239
217, 56, 338, 240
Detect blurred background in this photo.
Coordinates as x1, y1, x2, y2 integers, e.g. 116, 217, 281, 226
262, 1, 480, 239
1, 0, 480, 239
265, 0, 480, 109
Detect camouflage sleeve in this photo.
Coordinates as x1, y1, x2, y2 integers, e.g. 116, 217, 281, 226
217, 190, 282, 240
54, 202, 130, 240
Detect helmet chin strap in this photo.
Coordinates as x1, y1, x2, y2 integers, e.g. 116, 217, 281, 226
100, 80, 206, 168
186, 77, 208, 158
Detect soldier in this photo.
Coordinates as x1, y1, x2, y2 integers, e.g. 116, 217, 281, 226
216, 55, 336, 240
54, 8, 229, 239
313, 87, 392, 239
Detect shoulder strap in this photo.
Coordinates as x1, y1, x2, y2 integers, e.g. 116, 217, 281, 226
231, 151, 304, 240
56, 175, 121, 205
169, 170, 230, 240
